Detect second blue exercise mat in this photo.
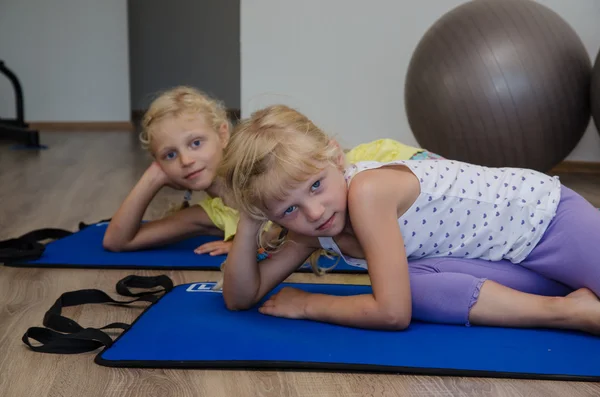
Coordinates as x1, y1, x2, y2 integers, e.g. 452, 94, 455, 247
2, 221, 359, 273
94, 281, 600, 380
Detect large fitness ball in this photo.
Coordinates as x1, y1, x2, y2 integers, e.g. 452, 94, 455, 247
405, 0, 591, 171
592, 49, 600, 135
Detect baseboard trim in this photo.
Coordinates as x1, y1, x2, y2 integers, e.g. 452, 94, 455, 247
550, 160, 600, 175
29, 121, 134, 132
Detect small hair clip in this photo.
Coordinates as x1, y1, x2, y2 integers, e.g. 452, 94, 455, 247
256, 247, 271, 261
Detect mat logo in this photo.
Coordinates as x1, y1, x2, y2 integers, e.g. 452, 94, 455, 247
186, 283, 222, 293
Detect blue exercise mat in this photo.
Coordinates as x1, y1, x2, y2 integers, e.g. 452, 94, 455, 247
1, 221, 361, 273
22, 275, 600, 380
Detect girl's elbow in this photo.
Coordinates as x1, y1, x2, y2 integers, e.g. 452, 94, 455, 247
380, 309, 411, 331
222, 292, 255, 311
392, 315, 411, 331
224, 299, 251, 311
102, 236, 123, 252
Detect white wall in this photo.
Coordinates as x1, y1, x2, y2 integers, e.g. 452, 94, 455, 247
128, 0, 240, 111
241, 0, 600, 162
0, 0, 130, 122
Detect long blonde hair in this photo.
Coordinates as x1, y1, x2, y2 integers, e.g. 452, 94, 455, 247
140, 86, 231, 215
219, 104, 344, 275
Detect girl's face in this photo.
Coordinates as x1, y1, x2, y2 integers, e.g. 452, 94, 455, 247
262, 162, 349, 238
150, 113, 229, 191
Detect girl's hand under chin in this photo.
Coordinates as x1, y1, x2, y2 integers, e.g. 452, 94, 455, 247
147, 161, 186, 190
258, 287, 311, 319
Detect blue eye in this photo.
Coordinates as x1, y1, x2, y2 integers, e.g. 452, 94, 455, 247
191, 139, 201, 148
283, 206, 297, 215
165, 151, 177, 160
311, 180, 321, 191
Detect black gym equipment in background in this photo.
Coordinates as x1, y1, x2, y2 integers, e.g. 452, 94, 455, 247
0, 60, 41, 147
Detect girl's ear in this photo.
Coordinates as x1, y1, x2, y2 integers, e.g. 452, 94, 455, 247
219, 122, 230, 147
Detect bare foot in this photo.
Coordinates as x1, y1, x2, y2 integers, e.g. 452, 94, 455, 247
565, 288, 600, 335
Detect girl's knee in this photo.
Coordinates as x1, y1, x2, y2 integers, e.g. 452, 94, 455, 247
409, 272, 485, 325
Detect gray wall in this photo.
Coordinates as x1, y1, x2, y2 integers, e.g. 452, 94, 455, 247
241, 0, 600, 162
128, 0, 240, 111
0, 0, 130, 122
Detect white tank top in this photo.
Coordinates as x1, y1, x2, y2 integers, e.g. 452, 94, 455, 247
318, 159, 561, 268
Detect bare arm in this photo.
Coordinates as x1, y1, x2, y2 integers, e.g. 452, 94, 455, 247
222, 214, 317, 310
102, 163, 222, 252
301, 168, 416, 330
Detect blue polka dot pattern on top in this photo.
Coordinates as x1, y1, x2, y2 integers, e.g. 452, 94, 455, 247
326, 160, 562, 269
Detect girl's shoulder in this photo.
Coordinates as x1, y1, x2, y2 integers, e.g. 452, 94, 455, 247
345, 159, 423, 187
345, 158, 439, 179
346, 161, 420, 215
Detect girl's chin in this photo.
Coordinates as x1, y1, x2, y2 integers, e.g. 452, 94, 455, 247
182, 178, 212, 192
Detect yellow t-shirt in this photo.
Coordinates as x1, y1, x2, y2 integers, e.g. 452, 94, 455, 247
198, 138, 423, 240
345, 138, 423, 164
197, 196, 240, 241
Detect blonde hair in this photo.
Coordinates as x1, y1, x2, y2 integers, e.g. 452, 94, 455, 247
140, 85, 231, 152
140, 86, 231, 216
219, 104, 343, 275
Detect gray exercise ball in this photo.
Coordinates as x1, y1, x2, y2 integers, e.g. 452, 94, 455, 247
405, 0, 591, 172
592, 49, 600, 135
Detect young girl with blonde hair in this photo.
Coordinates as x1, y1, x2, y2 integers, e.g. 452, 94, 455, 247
102, 86, 437, 259
219, 104, 600, 335
103, 86, 239, 255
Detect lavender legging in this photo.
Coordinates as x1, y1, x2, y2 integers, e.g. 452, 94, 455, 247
408, 185, 600, 325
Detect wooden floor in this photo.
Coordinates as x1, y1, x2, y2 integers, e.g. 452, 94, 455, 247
1, 131, 600, 397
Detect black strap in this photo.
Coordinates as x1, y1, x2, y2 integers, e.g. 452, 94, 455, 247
0, 228, 72, 263
78, 218, 112, 230
116, 274, 173, 297
43, 288, 159, 334
0, 218, 113, 264
22, 275, 173, 354
18, 228, 73, 242
23, 325, 122, 354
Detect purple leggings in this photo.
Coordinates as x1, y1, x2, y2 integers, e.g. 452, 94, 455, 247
408, 185, 600, 325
